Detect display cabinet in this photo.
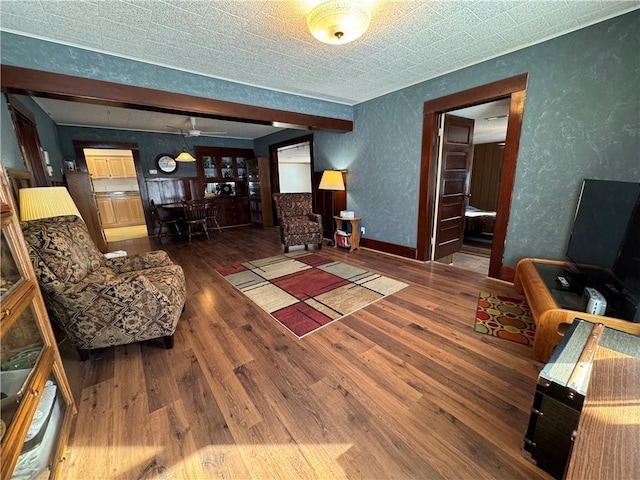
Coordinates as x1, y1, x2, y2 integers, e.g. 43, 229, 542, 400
247, 157, 273, 227
195, 146, 254, 198
0, 171, 76, 480
193, 147, 253, 227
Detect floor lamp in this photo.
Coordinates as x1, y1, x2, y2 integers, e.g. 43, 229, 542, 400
318, 170, 345, 246
19, 187, 83, 221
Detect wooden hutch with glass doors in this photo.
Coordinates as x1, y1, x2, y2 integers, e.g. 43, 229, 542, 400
0, 172, 76, 480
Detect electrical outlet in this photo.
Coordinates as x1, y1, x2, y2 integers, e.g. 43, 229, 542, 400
360, 226, 365, 236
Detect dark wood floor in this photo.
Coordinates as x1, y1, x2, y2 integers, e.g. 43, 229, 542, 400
60, 226, 551, 479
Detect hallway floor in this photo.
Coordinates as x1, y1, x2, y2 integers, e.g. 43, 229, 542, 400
103, 224, 148, 242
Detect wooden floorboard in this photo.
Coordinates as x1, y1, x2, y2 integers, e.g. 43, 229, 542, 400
60, 226, 551, 479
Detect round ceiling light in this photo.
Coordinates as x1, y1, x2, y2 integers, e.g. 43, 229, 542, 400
307, 1, 371, 45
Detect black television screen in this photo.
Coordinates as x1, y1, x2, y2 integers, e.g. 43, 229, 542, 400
566, 179, 640, 320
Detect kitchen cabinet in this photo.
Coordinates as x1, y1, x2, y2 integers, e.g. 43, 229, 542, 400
0, 171, 76, 480
86, 157, 136, 179
96, 197, 117, 226
86, 157, 110, 179
96, 195, 145, 227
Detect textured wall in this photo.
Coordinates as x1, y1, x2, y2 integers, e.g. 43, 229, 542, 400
2, 12, 638, 269
0, 32, 352, 121
311, 11, 640, 266
57, 126, 254, 179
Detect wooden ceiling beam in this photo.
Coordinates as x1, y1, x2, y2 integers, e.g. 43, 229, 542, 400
0, 65, 353, 133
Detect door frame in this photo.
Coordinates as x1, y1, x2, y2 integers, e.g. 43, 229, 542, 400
268, 134, 315, 222
72, 140, 150, 227
416, 74, 528, 278
6, 94, 50, 187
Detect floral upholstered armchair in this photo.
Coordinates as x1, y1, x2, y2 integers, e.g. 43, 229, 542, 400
21, 215, 186, 360
272, 193, 323, 253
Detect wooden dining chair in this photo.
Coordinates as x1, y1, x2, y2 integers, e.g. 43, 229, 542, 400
150, 199, 182, 241
206, 203, 222, 234
182, 200, 210, 243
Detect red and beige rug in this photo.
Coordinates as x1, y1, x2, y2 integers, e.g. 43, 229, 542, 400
218, 252, 408, 338
474, 291, 536, 345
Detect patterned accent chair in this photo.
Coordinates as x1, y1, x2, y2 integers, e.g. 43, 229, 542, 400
272, 193, 323, 253
21, 215, 186, 360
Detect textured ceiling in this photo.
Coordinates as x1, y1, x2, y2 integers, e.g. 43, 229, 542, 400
1, 0, 637, 105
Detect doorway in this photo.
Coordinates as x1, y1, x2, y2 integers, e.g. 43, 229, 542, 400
6, 94, 51, 186
73, 140, 150, 245
83, 148, 147, 242
436, 99, 510, 276
276, 141, 312, 193
416, 74, 528, 279
269, 134, 315, 223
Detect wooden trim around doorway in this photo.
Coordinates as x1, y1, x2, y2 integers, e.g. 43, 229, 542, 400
416, 73, 528, 279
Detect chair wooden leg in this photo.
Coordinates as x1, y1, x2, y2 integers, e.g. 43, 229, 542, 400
77, 348, 90, 361
304, 244, 309, 251
318, 243, 322, 250
284, 246, 289, 253
162, 335, 175, 349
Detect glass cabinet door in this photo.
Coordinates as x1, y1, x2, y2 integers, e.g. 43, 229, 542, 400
1, 302, 45, 432
202, 155, 219, 180
220, 156, 234, 180
236, 157, 247, 180
1, 228, 26, 300
11, 370, 69, 480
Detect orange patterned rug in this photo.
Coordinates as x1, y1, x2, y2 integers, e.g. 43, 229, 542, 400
474, 292, 536, 345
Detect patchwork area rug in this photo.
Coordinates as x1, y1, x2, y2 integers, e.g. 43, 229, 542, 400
218, 252, 408, 338
474, 292, 536, 346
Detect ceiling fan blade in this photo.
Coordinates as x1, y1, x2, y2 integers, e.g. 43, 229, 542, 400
198, 130, 228, 135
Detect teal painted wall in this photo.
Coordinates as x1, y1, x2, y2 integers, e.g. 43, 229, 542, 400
57, 126, 254, 179
311, 11, 640, 266
0, 32, 352, 121
1, 11, 638, 268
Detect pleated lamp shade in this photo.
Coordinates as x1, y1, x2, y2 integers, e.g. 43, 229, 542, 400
19, 187, 83, 221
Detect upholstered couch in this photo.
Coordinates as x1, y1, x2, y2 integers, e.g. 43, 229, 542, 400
272, 193, 323, 253
21, 215, 186, 359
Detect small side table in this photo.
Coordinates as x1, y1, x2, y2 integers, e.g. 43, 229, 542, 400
333, 216, 361, 252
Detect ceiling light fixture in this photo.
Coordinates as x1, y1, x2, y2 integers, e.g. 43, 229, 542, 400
307, 0, 371, 45
176, 133, 196, 162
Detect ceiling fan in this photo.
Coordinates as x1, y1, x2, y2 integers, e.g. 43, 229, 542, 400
167, 116, 227, 137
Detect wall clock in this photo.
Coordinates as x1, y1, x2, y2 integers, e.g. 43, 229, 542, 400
155, 154, 178, 174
